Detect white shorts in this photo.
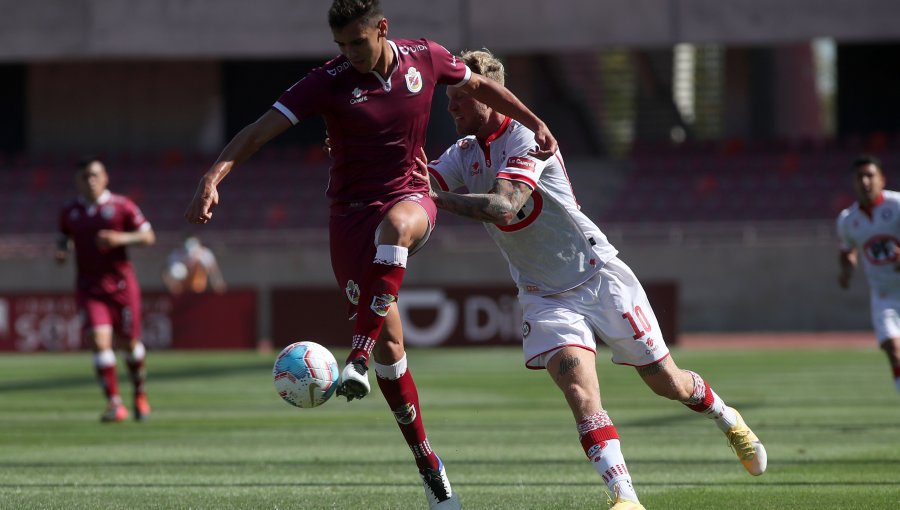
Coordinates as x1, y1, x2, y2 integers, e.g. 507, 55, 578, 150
870, 290, 900, 343
520, 257, 670, 369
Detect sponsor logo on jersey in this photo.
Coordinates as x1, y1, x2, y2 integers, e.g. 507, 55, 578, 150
507, 156, 536, 172
398, 44, 428, 55
327, 61, 351, 76
371, 293, 397, 317
345, 280, 360, 305
101, 205, 116, 220
863, 235, 900, 265
526, 285, 540, 293
393, 402, 417, 425
350, 87, 369, 105
522, 321, 531, 337
405, 67, 423, 93
69, 209, 80, 220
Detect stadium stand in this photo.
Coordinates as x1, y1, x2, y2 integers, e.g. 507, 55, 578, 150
2, 134, 899, 237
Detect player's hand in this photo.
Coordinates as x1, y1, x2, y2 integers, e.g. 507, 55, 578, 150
186, 181, 219, 224
412, 148, 436, 197
528, 123, 558, 161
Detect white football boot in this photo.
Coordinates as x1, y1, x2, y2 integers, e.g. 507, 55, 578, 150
420, 457, 460, 509
336, 357, 370, 401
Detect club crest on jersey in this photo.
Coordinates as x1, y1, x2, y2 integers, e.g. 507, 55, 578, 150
405, 67, 423, 93
345, 280, 360, 305
370, 293, 397, 317
470, 162, 481, 176
101, 205, 116, 220
393, 402, 417, 425
458, 139, 471, 150
522, 321, 531, 338
350, 87, 368, 105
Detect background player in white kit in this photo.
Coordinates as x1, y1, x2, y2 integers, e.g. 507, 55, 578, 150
415, 50, 767, 509
837, 155, 900, 396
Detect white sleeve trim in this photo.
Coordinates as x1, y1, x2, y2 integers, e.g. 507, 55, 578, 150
272, 102, 299, 125
449, 66, 472, 88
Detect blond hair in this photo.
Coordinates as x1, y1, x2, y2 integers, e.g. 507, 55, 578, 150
459, 49, 505, 86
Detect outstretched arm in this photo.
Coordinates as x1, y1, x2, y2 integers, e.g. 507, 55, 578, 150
458, 74, 557, 159
186, 110, 292, 224
414, 148, 532, 226
96, 226, 156, 249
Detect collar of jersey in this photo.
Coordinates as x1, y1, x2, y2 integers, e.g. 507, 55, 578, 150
477, 116, 512, 151
859, 191, 886, 217
369, 40, 401, 92
78, 189, 111, 206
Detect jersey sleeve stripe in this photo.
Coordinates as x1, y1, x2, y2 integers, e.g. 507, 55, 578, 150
497, 171, 537, 190
272, 102, 299, 125
427, 167, 451, 192
448, 66, 472, 88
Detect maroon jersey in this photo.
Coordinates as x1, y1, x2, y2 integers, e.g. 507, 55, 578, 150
273, 38, 471, 204
58, 190, 150, 294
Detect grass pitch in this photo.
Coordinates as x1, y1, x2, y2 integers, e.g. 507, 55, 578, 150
1, 346, 898, 509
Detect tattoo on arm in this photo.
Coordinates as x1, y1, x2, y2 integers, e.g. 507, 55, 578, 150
556, 354, 580, 380
432, 178, 533, 225
636, 357, 667, 377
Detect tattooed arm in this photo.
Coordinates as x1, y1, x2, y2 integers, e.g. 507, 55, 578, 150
431, 178, 533, 226
413, 148, 532, 226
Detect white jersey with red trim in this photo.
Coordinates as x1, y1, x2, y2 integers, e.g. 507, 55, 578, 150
837, 190, 900, 293
428, 118, 617, 296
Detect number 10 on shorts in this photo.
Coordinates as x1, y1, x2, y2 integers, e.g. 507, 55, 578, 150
622, 306, 652, 340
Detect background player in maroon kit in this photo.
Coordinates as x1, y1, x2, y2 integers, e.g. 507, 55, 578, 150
56, 158, 156, 423
184, 1, 555, 507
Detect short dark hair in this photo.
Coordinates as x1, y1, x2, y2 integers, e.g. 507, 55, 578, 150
852, 154, 882, 172
328, 0, 383, 29
77, 156, 103, 172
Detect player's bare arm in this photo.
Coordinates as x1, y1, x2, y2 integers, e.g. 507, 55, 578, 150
460, 74, 557, 159
413, 149, 531, 225
96, 228, 156, 249
186, 110, 291, 224
839, 249, 857, 288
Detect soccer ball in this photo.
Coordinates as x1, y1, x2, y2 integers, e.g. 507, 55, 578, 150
273, 341, 339, 409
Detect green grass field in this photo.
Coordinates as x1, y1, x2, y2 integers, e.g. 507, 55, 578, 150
1, 347, 898, 509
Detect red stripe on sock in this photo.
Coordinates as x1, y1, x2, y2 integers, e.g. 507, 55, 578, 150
579, 425, 619, 458
686, 380, 713, 412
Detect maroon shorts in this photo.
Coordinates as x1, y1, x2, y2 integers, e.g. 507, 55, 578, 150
329, 193, 437, 317
76, 273, 142, 340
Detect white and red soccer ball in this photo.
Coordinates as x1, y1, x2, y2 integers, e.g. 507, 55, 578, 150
273, 341, 339, 408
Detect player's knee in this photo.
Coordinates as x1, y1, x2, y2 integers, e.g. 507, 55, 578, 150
561, 382, 595, 405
